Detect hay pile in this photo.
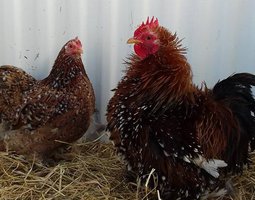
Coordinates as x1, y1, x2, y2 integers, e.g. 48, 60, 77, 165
0, 141, 254, 200
227, 151, 255, 200
0, 141, 142, 200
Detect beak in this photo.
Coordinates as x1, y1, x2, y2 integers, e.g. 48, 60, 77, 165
127, 38, 142, 44
77, 48, 83, 54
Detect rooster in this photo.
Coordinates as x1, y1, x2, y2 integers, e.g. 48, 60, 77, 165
107, 17, 255, 199
0, 37, 95, 157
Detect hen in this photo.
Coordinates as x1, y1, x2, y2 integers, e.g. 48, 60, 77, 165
107, 17, 255, 199
0, 37, 95, 157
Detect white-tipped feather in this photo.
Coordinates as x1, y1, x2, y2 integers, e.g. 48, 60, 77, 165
192, 155, 227, 178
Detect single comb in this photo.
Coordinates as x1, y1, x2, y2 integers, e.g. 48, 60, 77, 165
144, 16, 159, 27
134, 17, 159, 37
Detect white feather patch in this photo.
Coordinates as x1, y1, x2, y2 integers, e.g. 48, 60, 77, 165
192, 155, 227, 178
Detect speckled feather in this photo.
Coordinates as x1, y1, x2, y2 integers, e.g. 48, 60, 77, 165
0, 39, 95, 156
107, 23, 255, 199
0, 66, 36, 124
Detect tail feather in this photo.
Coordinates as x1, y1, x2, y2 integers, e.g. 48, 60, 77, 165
213, 73, 255, 104
212, 73, 255, 171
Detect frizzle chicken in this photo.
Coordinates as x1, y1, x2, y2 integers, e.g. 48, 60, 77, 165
107, 17, 255, 199
0, 37, 95, 157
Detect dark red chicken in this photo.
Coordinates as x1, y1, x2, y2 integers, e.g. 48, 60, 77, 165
0, 37, 95, 157
107, 17, 255, 199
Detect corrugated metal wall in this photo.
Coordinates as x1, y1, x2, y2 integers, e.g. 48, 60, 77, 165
0, 0, 255, 122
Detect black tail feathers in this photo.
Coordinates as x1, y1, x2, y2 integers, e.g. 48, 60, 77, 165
211, 73, 255, 173
213, 73, 255, 152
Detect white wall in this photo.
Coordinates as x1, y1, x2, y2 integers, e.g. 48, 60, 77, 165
0, 0, 254, 122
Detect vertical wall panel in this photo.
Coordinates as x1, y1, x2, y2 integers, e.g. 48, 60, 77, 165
0, 0, 254, 122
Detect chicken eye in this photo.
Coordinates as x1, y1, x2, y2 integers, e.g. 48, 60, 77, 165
146, 36, 152, 40
69, 44, 73, 48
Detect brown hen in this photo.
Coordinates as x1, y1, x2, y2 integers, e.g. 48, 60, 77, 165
0, 37, 95, 157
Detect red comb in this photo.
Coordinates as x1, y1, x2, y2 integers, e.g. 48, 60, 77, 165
74, 36, 80, 42
73, 36, 82, 46
134, 17, 159, 36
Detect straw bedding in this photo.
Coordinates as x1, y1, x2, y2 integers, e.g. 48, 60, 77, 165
0, 139, 254, 200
